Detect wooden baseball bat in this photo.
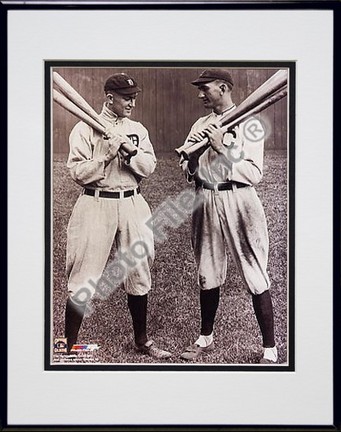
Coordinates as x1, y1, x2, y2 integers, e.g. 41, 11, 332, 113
53, 72, 137, 157
179, 85, 288, 160
175, 69, 288, 157
53, 72, 105, 129
53, 89, 106, 134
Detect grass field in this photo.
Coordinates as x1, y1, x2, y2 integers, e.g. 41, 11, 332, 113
51, 150, 288, 365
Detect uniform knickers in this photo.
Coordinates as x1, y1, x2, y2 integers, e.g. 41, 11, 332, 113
66, 193, 154, 299
192, 186, 270, 294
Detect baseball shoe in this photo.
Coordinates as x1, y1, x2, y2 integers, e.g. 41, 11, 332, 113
259, 346, 278, 364
137, 340, 172, 359
180, 342, 214, 361
259, 357, 277, 364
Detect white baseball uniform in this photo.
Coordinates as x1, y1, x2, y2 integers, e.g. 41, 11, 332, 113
66, 103, 156, 299
181, 110, 270, 294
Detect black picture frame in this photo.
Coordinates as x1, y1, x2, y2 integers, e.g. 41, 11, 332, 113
2, 1, 340, 431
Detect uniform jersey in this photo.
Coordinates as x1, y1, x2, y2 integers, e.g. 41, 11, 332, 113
181, 108, 264, 186
67, 103, 156, 190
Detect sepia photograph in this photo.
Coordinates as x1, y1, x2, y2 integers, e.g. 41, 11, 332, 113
47, 63, 293, 369
6, 4, 336, 428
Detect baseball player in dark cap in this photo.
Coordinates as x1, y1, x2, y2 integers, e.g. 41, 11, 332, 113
179, 69, 277, 364
64, 72, 171, 359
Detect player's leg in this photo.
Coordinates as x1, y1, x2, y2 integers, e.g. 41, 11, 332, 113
200, 286, 220, 337
64, 298, 86, 354
117, 194, 171, 359
181, 189, 226, 360
252, 290, 277, 363
64, 195, 118, 353
127, 293, 148, 346
220, 187, 277, 363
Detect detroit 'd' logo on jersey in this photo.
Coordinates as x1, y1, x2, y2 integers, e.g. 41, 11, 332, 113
127, 134, 139, 147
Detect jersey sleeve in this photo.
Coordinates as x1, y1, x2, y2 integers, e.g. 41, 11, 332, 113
66, 122, 106, 186
124, 123, 156, 178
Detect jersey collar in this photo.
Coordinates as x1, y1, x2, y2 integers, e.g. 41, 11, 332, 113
100, 103, 122, 125
213, 103, 236, 118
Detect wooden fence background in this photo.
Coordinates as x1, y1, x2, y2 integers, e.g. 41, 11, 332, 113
52, 67, 288, 155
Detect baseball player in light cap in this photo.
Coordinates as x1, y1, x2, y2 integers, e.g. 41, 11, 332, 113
179, 69, 277, 364
64, 72, 171, 359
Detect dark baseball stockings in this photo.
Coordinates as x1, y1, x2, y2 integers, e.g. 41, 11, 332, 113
127, 293, 148, 347
200, 286, 220, 335
252, 290, 275, 348
65, 297, 86, 353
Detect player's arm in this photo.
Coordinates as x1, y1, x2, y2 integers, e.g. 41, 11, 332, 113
228, 119, 264, 185
205, 120, 264, 185
123, 125, 156, 178
180, 125, 207, 182
67, 122, 120, 186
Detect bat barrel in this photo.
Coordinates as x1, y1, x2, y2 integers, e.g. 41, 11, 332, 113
53, 71, 106, 129
53, 89, 105, 135
178, 83, 288, 160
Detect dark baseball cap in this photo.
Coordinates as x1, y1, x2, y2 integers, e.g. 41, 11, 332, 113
191, 69, 234, 88
104, 73, 141, 95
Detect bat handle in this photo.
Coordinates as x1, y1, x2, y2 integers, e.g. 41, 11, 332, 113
120, 141, 138, 157
119, 148, 135, 164
180, 137, 210, 160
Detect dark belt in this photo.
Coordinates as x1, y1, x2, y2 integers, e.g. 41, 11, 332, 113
84, 187, 140, 199
195, 180, 248, 191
